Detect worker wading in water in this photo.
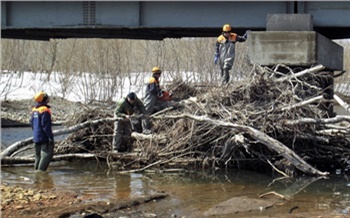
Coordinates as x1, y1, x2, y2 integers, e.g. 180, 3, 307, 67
30, 91, 54, 171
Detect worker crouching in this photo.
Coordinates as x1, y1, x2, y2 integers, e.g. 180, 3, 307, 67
112, 92, 147, 153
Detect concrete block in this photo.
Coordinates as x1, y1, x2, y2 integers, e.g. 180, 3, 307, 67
248, 31, 343, 70
267, 14, 313, 31
316, 33, 344, 71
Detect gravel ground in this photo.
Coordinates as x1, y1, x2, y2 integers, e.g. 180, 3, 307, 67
0, 183, 82, 218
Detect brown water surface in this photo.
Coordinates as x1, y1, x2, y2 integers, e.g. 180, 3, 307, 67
1, 160, 349, 217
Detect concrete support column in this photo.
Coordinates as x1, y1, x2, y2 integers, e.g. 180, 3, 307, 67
248, 14, 344, 117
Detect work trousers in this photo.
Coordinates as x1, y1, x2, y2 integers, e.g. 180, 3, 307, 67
34, 142, 54, 171
112, 119, 132, 152
221, 69, 230, 84
142, 98, 170, 131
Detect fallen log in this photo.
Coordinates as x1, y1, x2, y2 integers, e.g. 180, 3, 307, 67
0, 111, 172, 160
0, 117, 118, 158
0, 103, 184, 159
1, 153, 97, 165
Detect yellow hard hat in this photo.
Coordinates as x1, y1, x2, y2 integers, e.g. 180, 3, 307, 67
222, 24, 232, 32
34, 91, 49, 103
152, 66, 162, 74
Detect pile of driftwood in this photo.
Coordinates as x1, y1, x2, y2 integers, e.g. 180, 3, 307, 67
2, 64, 349, 177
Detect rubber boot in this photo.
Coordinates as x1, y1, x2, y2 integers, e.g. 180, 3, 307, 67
142, 118, 152, 135
222, 69, 230, 84
37, 142, 54, 171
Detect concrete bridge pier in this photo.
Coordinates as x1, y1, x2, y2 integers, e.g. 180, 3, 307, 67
248, 14, 344, 117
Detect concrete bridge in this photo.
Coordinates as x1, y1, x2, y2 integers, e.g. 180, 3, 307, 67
1, 1, 350, 40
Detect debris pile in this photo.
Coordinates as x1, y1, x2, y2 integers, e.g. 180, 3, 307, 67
2, 65, 350, 177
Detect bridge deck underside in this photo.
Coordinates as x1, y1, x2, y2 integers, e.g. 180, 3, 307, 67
2, 1, 350, 40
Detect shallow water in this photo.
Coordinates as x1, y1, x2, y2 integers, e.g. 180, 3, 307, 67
1, 117, 350, 217
1, 160, 350, 217
1, 126, 66, 147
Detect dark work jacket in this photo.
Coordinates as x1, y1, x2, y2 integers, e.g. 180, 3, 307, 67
115, 97, 146, 117
215, 33, 246, 70
146, 75, 161, 96
30, 102, 54, 143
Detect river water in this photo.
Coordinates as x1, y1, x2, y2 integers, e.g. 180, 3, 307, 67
1, 105, 350, 217
1, 161, 350, 217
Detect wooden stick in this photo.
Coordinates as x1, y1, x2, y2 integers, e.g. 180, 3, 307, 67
266, 159, 290, 178
334, 94, 350, 113
280, 95, 324, 111
275, 65, 325, 83
283, 115, 350, 125
258, 191, 286, 200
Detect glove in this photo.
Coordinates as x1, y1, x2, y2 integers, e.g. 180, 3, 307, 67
243, 30, 251, 40
214, 53, 219, 65
157, 90, 164, 98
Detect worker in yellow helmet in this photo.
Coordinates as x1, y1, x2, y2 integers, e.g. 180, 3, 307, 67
214, 24, 250, 84
142, 67, 173, 134
30, 91, 54, 171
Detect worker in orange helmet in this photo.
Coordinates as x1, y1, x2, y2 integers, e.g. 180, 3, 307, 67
214, 24, 250, 84
142, 67, 173, 135
30, 91, 54, 171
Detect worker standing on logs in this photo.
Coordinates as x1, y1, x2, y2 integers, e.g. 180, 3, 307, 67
112, 92, 147, 153
142, 66, 173, 135
214, 24, 249, 84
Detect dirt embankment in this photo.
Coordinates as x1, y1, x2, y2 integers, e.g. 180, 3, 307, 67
1, 182, 169, 218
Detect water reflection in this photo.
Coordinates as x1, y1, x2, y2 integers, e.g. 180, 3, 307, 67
130, 173, 144, 197
114, 174, 132, 199
114, 173, 145, 199
34, 171, 54, 190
